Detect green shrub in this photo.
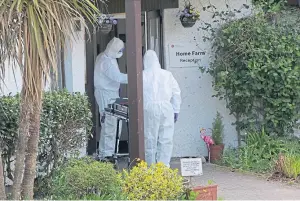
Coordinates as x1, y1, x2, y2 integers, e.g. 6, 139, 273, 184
49, 157, 123, 200
222, 128, 287, 172
82, 194, 126, 200
212, 112, 224, 145
122, 161, 184, 200
38, 90, 92, 177
222, 145, 274, 173
0, 90, 92, 186
180, 187, 198, 200
0, 94, 19, 182
252, 0, 286, 13
222, 128, 300, 173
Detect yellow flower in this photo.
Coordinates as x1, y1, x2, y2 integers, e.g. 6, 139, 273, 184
120, 162, 184, 200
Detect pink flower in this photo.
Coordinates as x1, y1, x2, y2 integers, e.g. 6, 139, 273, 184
200, 128, 214, 146
200, 128, 214, 163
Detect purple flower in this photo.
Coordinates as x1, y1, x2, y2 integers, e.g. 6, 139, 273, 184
112, 19, 118, 25
184, 8, 188, 13
185, 13, 190, 17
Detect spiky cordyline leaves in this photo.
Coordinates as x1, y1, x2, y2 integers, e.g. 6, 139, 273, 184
0, 0, 101, 100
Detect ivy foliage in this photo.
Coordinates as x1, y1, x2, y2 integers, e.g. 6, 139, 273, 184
252, 0, 287, 13
203, 7, 300, 137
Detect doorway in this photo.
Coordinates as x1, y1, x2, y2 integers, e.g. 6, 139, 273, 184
86, 10, 163, 155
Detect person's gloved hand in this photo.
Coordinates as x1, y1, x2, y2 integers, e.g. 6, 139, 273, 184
101, 115, 106, 123
174, 113, 179, 123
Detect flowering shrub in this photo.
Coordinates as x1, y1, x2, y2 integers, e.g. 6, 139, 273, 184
200, 128, 214, 146
179, 1, 200, 22
97, 14, 118, 25
200, 128, 214, 163
122, 161, 184, 200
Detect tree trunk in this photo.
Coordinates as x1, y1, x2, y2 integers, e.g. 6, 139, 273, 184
0, 151, 6, 200
21, 96, 42, 200
11, 91, 31, 200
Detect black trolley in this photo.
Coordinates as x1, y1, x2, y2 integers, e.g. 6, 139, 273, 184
104, 98, 130, 169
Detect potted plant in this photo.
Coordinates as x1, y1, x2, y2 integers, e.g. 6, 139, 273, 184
193, 180, 218, 200
210, 112, 225, 163
181, 186, 199, 200
178, 1, 200, 28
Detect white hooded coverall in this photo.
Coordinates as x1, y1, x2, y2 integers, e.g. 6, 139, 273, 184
143, 50, 181, 167
94, 37, 128, 158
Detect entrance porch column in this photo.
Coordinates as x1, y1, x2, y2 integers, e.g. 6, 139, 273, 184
125, 0, 145, 165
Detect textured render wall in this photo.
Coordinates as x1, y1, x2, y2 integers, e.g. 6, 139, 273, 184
163, 0, 252, 157
0, 64, 51, 96
65, 22, 86, 95
0, 62, 22, 96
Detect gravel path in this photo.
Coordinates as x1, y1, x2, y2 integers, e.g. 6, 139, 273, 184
170, 160, 300, 200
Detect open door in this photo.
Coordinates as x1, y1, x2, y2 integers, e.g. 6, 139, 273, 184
116, 10, 163, 152
146, 10, 163, 66
86, 10, 163, 155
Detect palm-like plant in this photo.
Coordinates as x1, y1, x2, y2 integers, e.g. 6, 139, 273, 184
0, 0, 101, 199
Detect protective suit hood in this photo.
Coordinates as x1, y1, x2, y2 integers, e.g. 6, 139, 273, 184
143, 50, 161, 70
104, 37, 125, 59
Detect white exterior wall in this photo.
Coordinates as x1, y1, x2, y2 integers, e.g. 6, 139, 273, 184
0, 62, 51, 96
0, 62, 22, 96
64, 22, 87, 156
64, 23, 86, 94
163, 0, 252, 157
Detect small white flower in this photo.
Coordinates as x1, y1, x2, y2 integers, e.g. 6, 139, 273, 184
100, 14, 106, 19
98, 18, 103, 24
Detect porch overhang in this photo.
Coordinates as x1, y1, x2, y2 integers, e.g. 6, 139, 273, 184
98, 0, 179, 13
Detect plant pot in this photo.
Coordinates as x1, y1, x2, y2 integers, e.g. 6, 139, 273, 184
193, 185, 218, 200
209, 144, 224, 162
180, 17, 196, 28
99, 23, 113, 34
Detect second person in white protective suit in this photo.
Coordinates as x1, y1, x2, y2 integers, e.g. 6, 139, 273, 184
143, 50, 181, 167
94, 37, 128, 161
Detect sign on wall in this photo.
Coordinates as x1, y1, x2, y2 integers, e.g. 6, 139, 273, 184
168, 43, 206, 68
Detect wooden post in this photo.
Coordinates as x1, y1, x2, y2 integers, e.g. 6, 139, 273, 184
125, 0, 145, 164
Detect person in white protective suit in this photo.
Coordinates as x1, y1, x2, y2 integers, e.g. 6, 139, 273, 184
94, 37, 128, 161
143, 50, 181, 167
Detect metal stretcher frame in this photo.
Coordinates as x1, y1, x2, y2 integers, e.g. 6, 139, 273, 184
113, 118, 130, 169
104, 98, 130, 169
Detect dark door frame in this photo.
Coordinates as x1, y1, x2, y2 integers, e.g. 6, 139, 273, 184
85, 7, 169, 155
